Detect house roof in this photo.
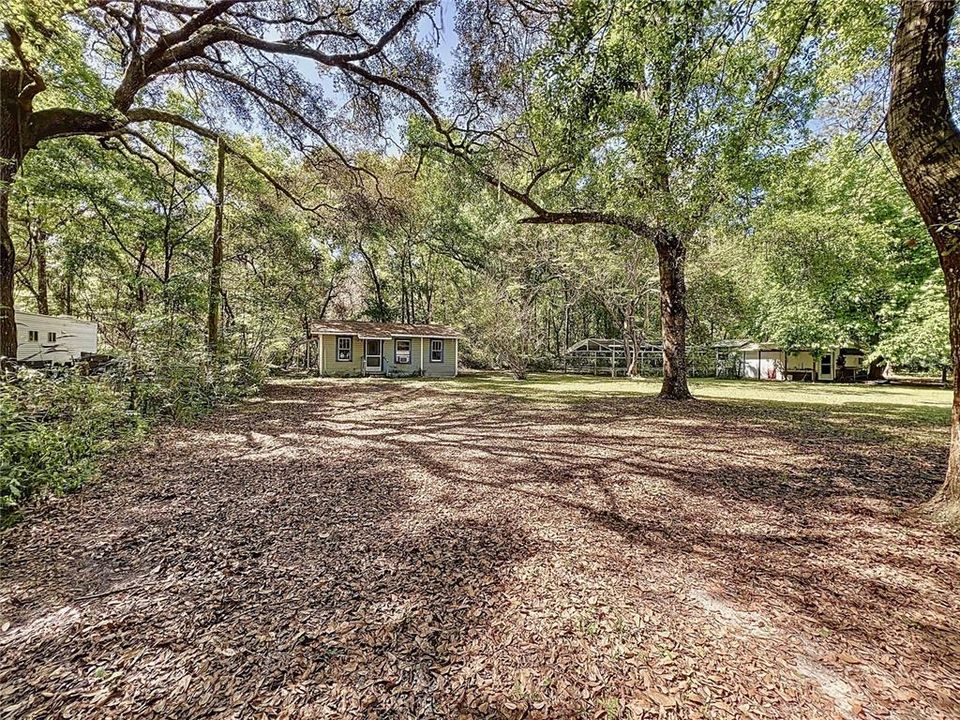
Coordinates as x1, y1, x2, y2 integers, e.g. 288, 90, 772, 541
15, 310, 98, 327
310, 320, 461, 340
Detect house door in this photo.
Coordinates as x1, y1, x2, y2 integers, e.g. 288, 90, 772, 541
819, 353, 833, 381
364, 339, 383, 372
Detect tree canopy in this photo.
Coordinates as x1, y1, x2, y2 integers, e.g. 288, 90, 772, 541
1, 0, 957, 510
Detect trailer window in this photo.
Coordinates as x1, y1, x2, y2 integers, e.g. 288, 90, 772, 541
47, 332, 57, 342
28, 330, 38, 342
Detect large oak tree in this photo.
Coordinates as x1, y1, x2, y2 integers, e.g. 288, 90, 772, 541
399, 0, 824, 399
1, 0, 436, 358
887, 0, 960, 521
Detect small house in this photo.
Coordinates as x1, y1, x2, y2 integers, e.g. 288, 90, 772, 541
309, 321, 460, 377
716, 340, 867, 382
15, 311, 98, 364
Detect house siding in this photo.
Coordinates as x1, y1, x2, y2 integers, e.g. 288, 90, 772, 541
15, 311, 97, 363
733, 346, 865, 382
320, 333, 363, 375
317, 334, 457, 377
383, 337, 424, 376
741, 350, 785, 380
422, 337, 457, 377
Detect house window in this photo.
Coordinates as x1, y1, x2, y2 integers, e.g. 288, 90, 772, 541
336, 336, 352, 362
395, 339, 411, 364
430, 338, 444, 363
47, 332, 57, 343
820, 354, 831, 376
28, 330, 38, 342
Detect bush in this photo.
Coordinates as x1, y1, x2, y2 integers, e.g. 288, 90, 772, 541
0, 369, 141, 517
103, 354, 264, 422
1, 355, 265, 520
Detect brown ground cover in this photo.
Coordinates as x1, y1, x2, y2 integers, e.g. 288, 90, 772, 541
1, 379, 958, 719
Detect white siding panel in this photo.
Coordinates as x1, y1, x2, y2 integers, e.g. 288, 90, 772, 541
15, 311, 98, 363
741, 350, 784, 380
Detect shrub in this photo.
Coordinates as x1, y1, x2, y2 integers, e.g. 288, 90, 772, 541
102, 354, 265, 423
0, 369, 141, 517
1, 355, 265, 520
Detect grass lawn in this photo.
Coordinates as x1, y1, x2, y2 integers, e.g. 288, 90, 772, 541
1, 375, 957, 719
444, 370, 951, 412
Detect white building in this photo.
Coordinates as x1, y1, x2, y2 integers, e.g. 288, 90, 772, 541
15, 311, 98, 364
716, 340, 867, 382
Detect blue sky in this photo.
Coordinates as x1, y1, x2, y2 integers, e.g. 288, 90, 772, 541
278, 1, 460, 153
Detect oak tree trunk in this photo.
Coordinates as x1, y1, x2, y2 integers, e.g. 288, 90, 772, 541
0, 187, 14, 360
207, 138, 226, 353
940, 256, 960, 514
0, 68, 28, 359
656, 236, 692, 400
887, 0, 960, 519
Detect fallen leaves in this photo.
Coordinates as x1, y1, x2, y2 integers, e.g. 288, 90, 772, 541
0, 380, 958, 719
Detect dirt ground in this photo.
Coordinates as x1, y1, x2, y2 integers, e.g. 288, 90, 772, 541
1, 379, 958, 719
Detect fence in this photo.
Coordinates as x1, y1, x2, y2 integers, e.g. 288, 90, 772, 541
562, 344, 721, 378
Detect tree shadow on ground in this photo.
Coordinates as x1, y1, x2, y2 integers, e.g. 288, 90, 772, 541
2, 379, 957, 718
0, 396, 536, 718
249, 381, 959, 715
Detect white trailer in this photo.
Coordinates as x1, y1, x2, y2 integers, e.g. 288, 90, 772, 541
14, 311, 98, 364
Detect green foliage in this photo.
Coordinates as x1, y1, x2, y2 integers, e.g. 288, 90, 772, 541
0, 369, 140, 517
520, 0, 823, 235
107, 306, 265, 420
1, 351, 264, 520
876, 275, 951, 372
466, 278, 543, 379
739, 134, 943, 365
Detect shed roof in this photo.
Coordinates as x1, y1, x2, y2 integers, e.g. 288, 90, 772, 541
737, 342, 785, 352
711, 338, 752, 349
565, 337, 662, 354
310, 320, 461, 339
732, 342, 867, 354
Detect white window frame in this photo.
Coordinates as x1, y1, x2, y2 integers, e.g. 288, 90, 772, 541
430, 338, 444, 363
336, 335, 353, 362
28, 330, 39, 342
395, 338, 412, 364
47, 331, 57, 343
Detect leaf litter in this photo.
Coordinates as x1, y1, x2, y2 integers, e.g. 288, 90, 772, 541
0, 380, 958, 719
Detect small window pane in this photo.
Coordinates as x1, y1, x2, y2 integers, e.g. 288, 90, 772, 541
336, 336, 352, 361
430, 339, 443, 362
